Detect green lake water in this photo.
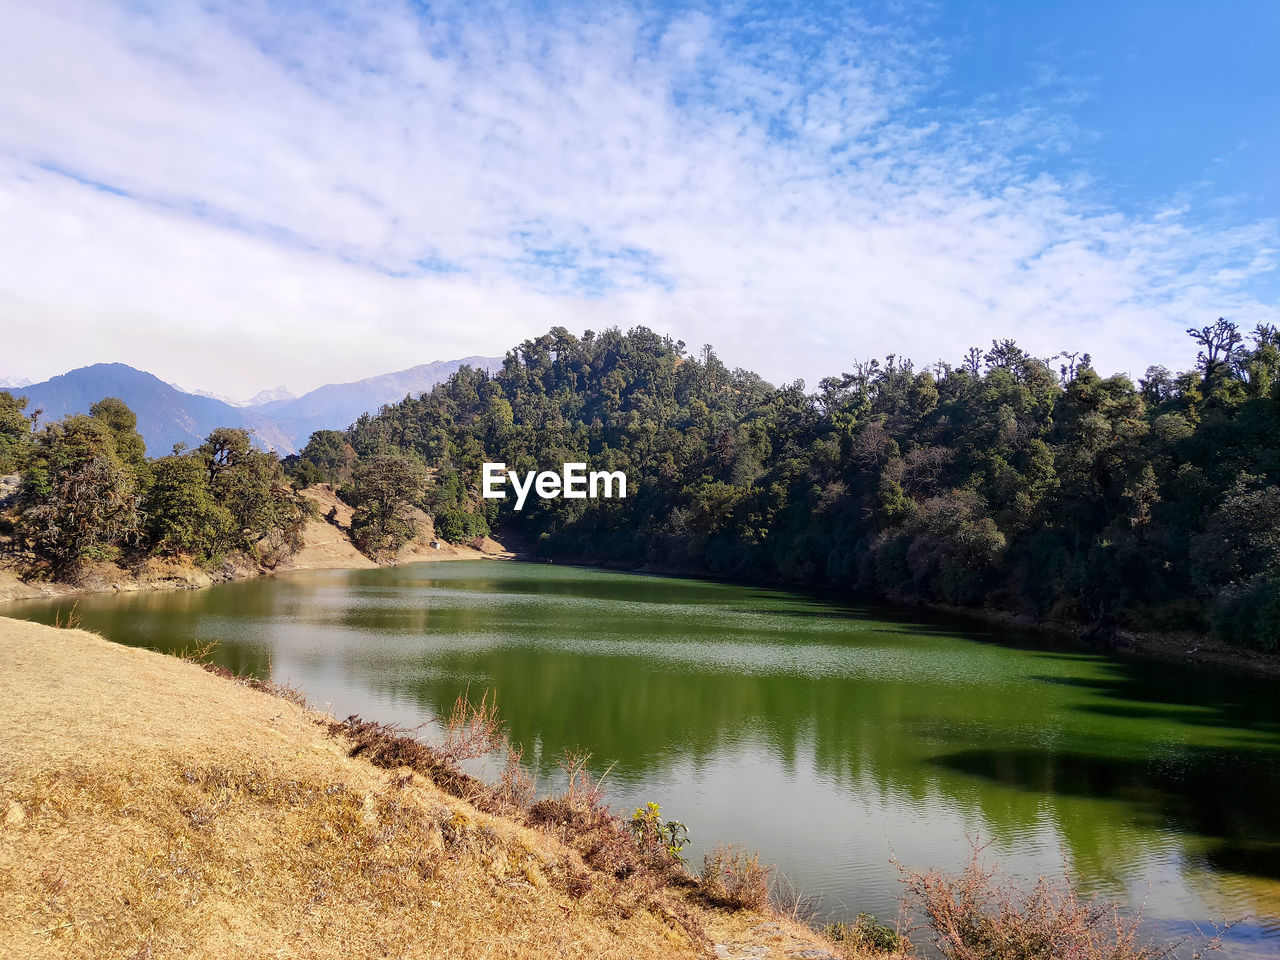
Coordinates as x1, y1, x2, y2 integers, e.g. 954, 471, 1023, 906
8, 560, 1280, 956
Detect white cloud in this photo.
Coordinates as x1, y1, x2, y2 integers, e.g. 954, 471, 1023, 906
0, 0, 1275, 396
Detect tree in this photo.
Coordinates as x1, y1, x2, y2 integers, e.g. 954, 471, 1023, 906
434, 508, 490, 545
349, 455, 426, 557
290, 429, 357, 486
197, 427, 306, 560
17, 415, 139, 577
1187, 317, 1243, 397
0, 391, 34, 473
1190, 479, 1280, 594
89, 397, 147, 469
200, 426, 254, 485
143, 452, 233, 559
316, 322, 1280, 651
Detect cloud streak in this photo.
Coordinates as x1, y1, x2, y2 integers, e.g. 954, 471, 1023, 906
0, 0, 1275, 395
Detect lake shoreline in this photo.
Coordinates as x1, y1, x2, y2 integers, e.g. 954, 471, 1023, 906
0, 543, 520, 607
0, 483, 521, 608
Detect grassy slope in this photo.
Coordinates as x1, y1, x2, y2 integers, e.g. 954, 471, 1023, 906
0, 619, 878, 960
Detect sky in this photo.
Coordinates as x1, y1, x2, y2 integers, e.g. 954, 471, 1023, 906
0, 0, 1277, 399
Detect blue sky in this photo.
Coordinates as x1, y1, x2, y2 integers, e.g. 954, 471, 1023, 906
928, 1, 1278, 218
0, 0, 1276, 396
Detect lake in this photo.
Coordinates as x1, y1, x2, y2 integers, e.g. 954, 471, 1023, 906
8, 560, 1280, 956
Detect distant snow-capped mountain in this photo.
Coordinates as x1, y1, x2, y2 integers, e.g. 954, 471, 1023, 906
247, 386, 297, 406
178, 385, 246, 407
175, 384, 296, 407
175, 383, 298, 408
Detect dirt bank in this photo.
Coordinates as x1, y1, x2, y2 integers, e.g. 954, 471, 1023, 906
0, 619, 876, 960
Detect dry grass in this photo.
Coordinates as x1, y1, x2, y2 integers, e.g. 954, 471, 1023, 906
50, 602, 82, 630
0, 618, 873, 960
438, 688, 506, 763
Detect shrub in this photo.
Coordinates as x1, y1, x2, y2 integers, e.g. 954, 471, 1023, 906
528, 752, 647, 882
327, 714, 487, 800
701, 844, 770, 911
437, 688, 505, 764
287, 459, 327, 489
898, 842, 1212, 960
492, 743, 537, 813
434, 507, 490, 544
825, 914, 905, 955
1211, 574, 1280, 652
628, 802, 690, 863
325, 689, 506, 802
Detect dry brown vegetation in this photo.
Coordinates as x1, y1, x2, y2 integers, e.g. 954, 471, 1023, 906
898, 843, 1222, 960
0, 618, 874, 960
324, 711, 709, 943
701, 844, 773, 912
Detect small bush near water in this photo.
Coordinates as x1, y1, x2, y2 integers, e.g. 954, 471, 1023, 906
700, 844, 772, 911
824, 914, 906, 955
628, 801, 690, 863
528, 753, 685, 887
899, 843, 1224, 960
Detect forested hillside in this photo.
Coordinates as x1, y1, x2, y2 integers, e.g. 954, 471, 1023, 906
295, 320, 1280, 651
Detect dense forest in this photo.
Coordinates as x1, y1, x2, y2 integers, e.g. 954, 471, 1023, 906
290, 319, 1280, 652
4, 318, 1278, 652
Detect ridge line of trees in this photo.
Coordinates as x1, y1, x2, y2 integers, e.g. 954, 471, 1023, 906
286, 318, 1280, 652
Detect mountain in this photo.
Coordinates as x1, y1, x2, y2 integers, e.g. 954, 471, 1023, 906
13, 363, 292, 456
248, 386, 296, 406
183, 387, 244, 407
0, 377, 32, 389
4, 356, 502, 457
254, 357, 501, 448
180, 384, 298, 407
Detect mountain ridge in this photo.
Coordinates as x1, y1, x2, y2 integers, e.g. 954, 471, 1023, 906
4, 356, 502, 456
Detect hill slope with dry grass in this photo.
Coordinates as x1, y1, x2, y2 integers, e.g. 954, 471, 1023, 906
0, 619, 884, 960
